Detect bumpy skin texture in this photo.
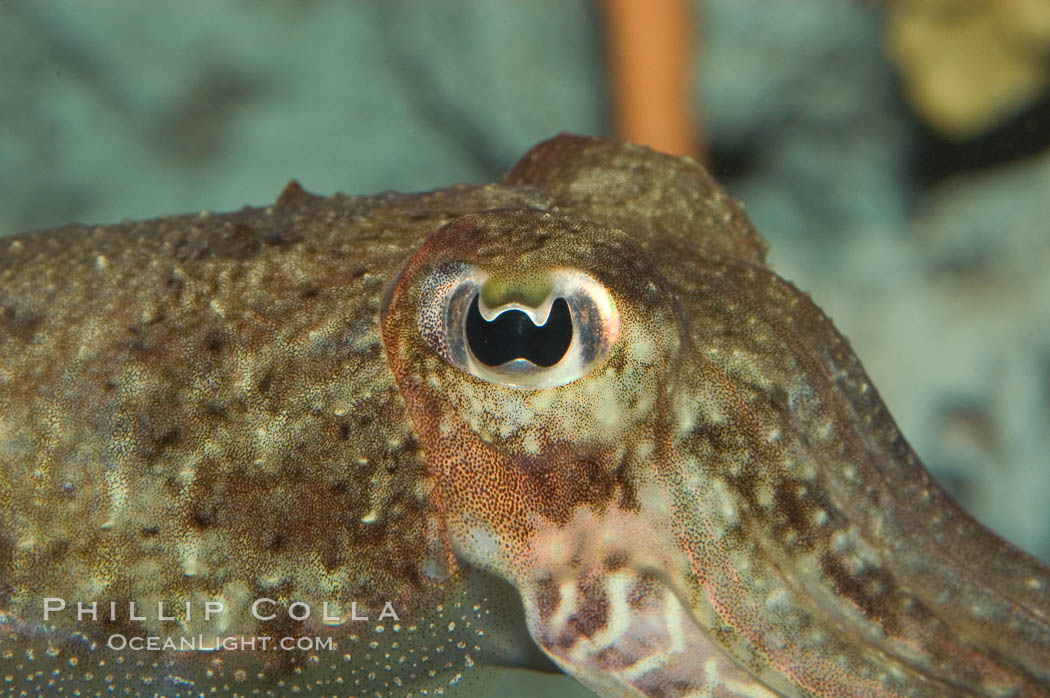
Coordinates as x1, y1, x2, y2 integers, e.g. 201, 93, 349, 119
2, 135, 1049, 697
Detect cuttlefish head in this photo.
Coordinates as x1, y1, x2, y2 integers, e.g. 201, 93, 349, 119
381, 208, 708, 696
382, 137, 1050, 697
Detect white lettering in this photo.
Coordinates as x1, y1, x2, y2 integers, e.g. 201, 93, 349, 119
157, 602, 175, 622
288, 601, 310, 621
378, 602, 400, 621
42, 598, 65, 620
77, 602, 97, 621
252, 597, 276, 621
203, 601, 224, 621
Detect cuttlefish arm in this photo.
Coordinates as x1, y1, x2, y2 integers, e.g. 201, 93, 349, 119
381, 135, 1050, 696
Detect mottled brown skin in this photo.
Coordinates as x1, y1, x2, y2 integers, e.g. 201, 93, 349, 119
0, 180, 553, 696
2, 135, 1049, 697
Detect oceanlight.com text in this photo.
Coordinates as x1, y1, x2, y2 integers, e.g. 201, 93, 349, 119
106, 634, 336, 652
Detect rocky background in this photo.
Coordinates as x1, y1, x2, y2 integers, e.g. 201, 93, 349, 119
2, 1, 1048, 692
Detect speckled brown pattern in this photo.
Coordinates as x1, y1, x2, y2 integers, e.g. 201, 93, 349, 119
2, 135, 1048, 696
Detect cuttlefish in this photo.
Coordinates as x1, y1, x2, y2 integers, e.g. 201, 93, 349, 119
1, 134, 1047, 697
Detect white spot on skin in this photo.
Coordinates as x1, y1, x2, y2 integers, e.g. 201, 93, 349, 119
528, 389, 555, 413
764, 630, 788, 652
180, 541, 200, 577
100, 465, 127, 529
438, 415, 455, 436
815, 419, 834, 441
463, 522, 503, 565
547, 580, 578, 637
675, 393, 697, 437
969, 602, 993, 620
522, 431, 540, 455
754, 483, 773, 510
422, 557, 446, 582
698, 393, 726, 426
629, 334, 656, 363
637, 485, 671, 519
584, 573, 634, 651
712, 480, 737, 526
13, 529, 37, 550
831, 530, 853, 553
764, 588, 791, 613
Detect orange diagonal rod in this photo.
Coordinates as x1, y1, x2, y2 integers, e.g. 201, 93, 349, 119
602, 0, 700, 159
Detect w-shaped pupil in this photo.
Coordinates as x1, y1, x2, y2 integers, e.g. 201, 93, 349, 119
466, 295, 572, 367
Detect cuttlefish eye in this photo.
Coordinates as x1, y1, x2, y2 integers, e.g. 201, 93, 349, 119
465, 295, 571, 367
416, 265, 619, 389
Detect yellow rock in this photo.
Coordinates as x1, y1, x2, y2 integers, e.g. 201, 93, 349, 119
885, 0, 1050, 137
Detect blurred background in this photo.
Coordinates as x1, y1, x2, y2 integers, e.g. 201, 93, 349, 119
0, 2, 1048, 690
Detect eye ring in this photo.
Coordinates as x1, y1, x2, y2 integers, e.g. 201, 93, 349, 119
417, 265, 619, 389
